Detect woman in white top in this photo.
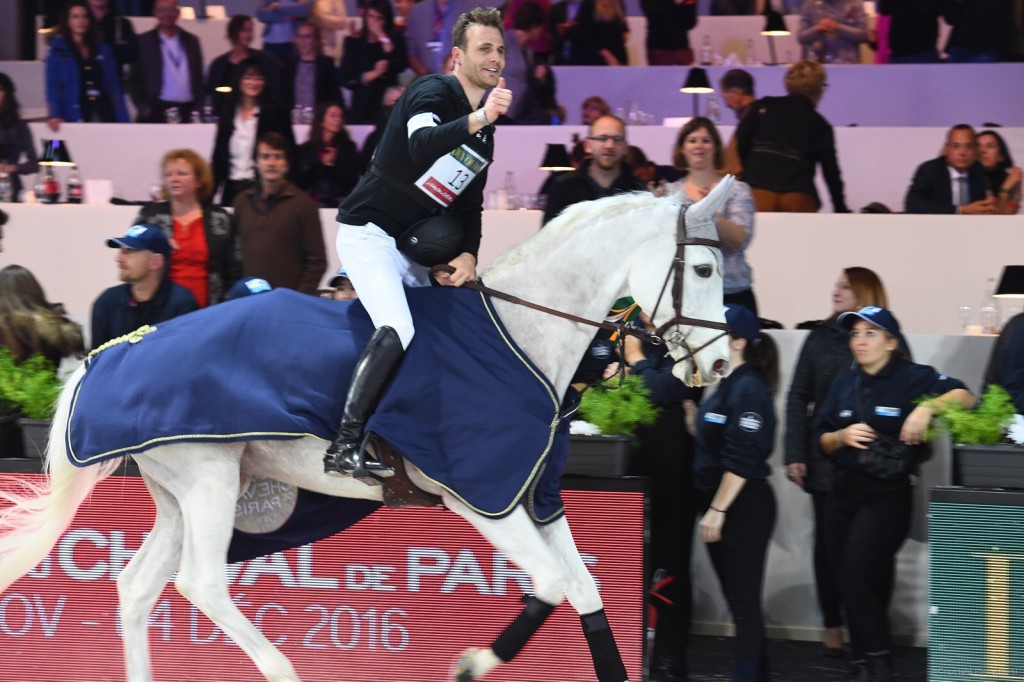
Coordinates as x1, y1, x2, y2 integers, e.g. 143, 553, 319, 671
210, 59, 295, 206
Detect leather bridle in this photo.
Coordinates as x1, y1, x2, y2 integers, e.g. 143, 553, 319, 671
645, 204, 731, 364
429, 204, 732, 361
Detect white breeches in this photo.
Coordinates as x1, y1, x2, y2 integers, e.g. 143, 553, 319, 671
335, 220, 433, 349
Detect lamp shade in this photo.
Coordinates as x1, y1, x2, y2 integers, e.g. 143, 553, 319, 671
39, 139, 74, 166
680, 67, 714, 94
539, 144, 574, 171
995, 266, 1024, 297
761, 9, 791, 36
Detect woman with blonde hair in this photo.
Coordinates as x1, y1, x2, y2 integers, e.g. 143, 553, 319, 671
0, 265, 83, 366
784, 266, 888, 661
569, 0, 629, 65
736, 60, 848, 213
134, 149, 241, 307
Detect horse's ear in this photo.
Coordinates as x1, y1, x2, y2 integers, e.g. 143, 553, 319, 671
687, 175, 736, 224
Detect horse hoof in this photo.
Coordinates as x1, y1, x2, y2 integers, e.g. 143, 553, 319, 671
451, 648, 481, 682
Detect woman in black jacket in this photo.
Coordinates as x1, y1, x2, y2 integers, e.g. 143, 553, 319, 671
816, 307, 973, 681
735, 60, 848, 213
296, 101, 360, 207
784, 267, 889, 659
134, 149, 242, 306
211, 58, 295, 206
339, 0, 407, 124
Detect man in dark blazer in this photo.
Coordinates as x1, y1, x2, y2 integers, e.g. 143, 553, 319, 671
129, 0, 204, 123
905, 124, 997, 214
279, 22, 341, 115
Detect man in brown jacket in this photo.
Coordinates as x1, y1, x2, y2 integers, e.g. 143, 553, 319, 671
233, 132, 327, 296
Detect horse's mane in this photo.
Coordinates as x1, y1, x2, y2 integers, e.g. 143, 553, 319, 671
485, 191, 677, 279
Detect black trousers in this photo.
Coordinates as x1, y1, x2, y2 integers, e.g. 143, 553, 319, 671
700, 479, 776, 681
826, 469, 911, 658
633, 409, 698, 677
811, 490, 844, 629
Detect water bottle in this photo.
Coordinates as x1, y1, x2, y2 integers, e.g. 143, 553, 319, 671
40, 167, 60, 204
202, 97, 216, 123
706, 97, 720, 124
745, 39, 757, 66
699, 36, 713, 66
980, 277, 1000, 334
502, 170, 517, 210
66, 165, 83, 204
0, 171, 12, 203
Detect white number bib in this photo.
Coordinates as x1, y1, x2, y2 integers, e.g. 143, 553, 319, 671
415, 144, 489, 208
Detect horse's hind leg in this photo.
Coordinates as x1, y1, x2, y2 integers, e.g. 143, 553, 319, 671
443, 495, 566, 681
540, 516, 628, 681
149, 444, 300, 682
118, 475, 185, 682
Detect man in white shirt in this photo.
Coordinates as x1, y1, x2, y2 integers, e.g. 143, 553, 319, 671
129, 0, 204, 122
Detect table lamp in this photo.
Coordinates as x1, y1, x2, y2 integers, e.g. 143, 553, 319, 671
539, 144, 574, 171
761, 9, 791, 65
680, 68, 714, 118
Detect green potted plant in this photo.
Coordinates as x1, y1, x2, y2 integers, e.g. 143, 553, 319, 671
566, 375, 661, 477
0, 349, 65, 458
927, 385, 1024, 488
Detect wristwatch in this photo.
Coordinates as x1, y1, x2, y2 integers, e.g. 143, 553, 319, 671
474, 108, 489, 126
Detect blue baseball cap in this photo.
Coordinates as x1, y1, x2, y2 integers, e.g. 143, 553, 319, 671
838, 306, 905, 344
329, 267, 350, 288
725, 304, 760, 342
226, 276, 272, 300
106, 224, 171, 258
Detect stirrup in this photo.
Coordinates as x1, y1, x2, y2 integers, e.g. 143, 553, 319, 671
324, 433, 394, 484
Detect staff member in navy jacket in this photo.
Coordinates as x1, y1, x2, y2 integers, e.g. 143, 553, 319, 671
685, 304, 778, 682
815, 306, 973, 681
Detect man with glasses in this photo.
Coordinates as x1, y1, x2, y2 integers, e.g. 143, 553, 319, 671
905, 124, 995, 215
542, 114, 645, 225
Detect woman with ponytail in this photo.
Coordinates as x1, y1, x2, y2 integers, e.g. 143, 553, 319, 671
684, 304, 778, 682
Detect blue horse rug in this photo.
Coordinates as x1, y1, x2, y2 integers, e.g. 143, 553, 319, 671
66, 288, 571, 534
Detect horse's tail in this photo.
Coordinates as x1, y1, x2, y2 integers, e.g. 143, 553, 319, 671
0, 364, 122, 593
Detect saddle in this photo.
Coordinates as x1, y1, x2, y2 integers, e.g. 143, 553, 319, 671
374, 437, 444, 509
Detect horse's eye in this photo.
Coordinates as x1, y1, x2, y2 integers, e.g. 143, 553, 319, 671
695, 264, 713, 278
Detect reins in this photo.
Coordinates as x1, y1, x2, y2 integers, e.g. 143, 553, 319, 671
429, 267, 665, 346
429, 203, 732, 362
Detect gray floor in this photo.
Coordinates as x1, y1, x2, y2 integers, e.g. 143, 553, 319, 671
685, 635, 926, 681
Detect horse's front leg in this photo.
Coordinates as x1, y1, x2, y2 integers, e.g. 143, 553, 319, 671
118, 474, 185, 682
540, 515, 628, 682
443, 494, 566, 682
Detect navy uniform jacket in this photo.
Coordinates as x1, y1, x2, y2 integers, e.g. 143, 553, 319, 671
337, 74, 493, 260
90, 280, 199, 350
814, 357, 966, 472
694, 364, 776, 491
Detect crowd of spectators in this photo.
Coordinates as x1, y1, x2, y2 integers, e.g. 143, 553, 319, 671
0, 5, 1022, 679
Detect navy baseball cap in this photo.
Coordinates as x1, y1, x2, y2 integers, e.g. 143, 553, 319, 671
226, 276, 272, 300
725, 304, 760, 342
106, 224, 171, 258
329, 267, 350, 288
838, 306, 904, 343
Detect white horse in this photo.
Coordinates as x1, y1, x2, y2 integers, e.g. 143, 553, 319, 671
0, 179, 734, 682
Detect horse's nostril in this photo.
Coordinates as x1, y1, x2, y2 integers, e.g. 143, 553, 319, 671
712, 359, 729, 375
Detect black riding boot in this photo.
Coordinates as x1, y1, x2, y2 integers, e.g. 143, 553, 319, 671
324, 326, 404, 477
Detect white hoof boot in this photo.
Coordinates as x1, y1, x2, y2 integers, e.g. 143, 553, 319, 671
452, 647, 501, 682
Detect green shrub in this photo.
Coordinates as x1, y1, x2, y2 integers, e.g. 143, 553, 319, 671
927, 384, 1016, 446
578, 375, 661, 436
0, 349, 64, 420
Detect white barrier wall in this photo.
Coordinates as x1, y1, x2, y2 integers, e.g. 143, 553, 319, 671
13, 122, 1024, 216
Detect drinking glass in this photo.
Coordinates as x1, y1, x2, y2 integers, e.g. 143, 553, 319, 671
958, 305, 974, 331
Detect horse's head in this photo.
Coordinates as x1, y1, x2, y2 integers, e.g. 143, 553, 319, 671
629, 178, 734, 387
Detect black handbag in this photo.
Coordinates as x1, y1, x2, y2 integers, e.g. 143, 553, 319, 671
852, 377, 920, 479
854, 432, 916, 479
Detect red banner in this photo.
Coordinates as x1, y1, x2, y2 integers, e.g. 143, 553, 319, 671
0, 474, 644, 681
